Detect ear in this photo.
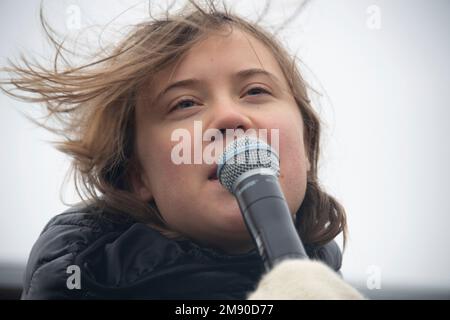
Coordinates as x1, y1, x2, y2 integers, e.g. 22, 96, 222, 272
129, 162, 152, 202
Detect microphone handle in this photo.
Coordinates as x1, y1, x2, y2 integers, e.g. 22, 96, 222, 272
234, 171, 308, 271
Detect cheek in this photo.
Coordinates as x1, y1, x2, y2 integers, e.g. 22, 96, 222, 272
140, 133, 175, 179
137, 126, 200, 219
280, 135, 308, 213
135, 124, 183, 200
267, 108, 308, 213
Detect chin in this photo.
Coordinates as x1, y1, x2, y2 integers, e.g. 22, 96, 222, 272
219, 208, 251, 238
219, 198, 245, 221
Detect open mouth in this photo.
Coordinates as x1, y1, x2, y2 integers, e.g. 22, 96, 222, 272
208, 164, 219, 181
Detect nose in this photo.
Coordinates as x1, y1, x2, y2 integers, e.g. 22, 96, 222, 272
207, 101, 253, 137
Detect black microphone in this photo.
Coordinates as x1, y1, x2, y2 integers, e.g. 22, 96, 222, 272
217, 136, 308, 271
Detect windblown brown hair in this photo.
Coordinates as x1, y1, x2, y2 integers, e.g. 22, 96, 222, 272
0, 0, 347, 249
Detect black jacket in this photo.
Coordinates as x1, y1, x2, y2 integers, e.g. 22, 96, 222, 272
21, 203, 343, 299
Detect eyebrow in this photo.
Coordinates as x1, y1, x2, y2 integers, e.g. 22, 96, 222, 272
154, 68, 281, 103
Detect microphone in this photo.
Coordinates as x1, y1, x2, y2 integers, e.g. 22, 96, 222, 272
217, 136, 308, 271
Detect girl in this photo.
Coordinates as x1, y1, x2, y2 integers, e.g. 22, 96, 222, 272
1, 1, 362, 299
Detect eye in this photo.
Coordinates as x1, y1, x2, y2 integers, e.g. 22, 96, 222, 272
245, 86, 271, 96
170, 98, 199, 111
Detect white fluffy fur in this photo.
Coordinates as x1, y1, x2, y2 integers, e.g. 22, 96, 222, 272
247, 260, 365, 300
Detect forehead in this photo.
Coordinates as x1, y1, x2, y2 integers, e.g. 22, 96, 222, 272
143, 27, 289, 101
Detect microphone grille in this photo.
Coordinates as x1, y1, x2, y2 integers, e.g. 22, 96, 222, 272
217, 136, 280, 193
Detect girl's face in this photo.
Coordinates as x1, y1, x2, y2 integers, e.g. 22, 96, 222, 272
133, 28, 310, 254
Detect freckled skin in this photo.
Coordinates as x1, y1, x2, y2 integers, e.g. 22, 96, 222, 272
132, 29, 310, 254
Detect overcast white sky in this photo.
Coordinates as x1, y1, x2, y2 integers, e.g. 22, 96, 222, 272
1, 0, 449, 291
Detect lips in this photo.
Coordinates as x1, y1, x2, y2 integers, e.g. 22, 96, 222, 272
208, 164, 219, 181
